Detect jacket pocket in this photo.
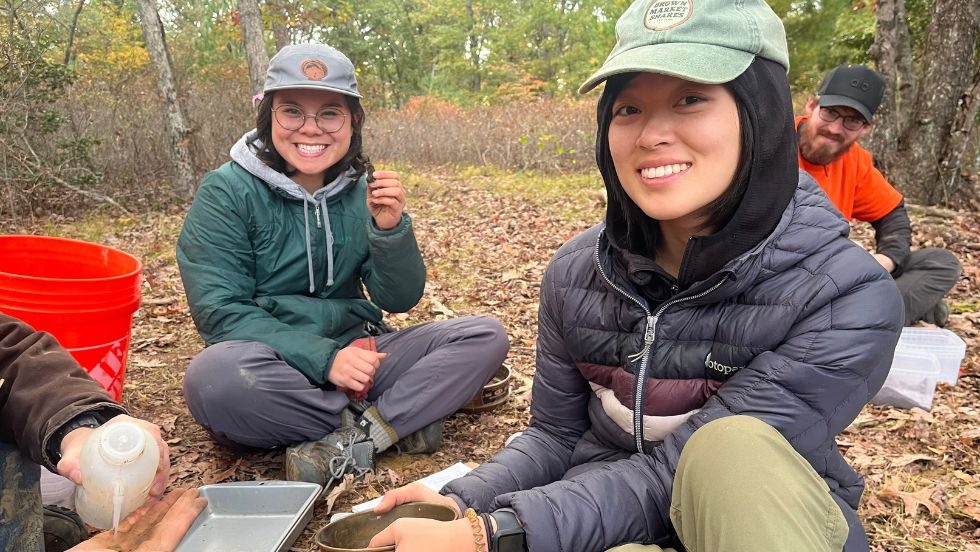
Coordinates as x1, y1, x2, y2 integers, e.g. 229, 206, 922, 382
255, 295, 382, 338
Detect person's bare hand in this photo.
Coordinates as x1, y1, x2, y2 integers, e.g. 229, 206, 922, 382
367, 170, 406, 231
368, 518, 479, 552
329, 346, 386, 392
58, 414, 171, 498
872, 253, 895, 273
373, 482, 461, 517
68, 488, 207, 551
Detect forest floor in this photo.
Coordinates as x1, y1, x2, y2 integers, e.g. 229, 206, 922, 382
4, 167, 978, 551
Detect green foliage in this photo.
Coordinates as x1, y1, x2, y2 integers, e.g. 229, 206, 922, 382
0, 2, 101, 215
2, 0, 969, 216
224, 0, 628, 107
828, 5, 875, 65
71, 1, 149, 80
783, 0, 860, 94
164, 0, 251, 83
904, 0, 933, 53
48, 0, 924, 110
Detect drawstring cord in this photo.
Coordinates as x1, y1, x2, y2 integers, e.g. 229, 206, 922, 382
303, 200, 315, 293
320, 196, 334, 286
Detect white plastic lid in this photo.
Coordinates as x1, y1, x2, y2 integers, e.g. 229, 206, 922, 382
98, 422, 146, 465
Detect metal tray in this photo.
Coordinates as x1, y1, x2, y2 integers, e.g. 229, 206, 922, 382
174, 480, 321, 552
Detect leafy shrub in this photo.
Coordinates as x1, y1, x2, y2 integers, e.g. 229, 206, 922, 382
365, 97, 595, 172
0, 30, 101, 217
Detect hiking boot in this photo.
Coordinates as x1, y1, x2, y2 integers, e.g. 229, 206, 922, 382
395, 420, 444, 455
923, 300, 950, 328
43, 505, 87, 552
283, 426, 375, 491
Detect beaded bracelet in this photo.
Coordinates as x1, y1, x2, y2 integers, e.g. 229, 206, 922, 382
464, 508, 489, 552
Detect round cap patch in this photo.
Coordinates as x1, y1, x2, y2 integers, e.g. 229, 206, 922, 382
644, 0, 693, 31
301, 59, 328, 80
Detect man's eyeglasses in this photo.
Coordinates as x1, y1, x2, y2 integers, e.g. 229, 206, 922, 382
817, 107, 868, 131
272, 106, 347, 133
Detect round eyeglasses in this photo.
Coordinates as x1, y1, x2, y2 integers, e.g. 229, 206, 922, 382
272, 106, 347, 133
817, 107, 867, 131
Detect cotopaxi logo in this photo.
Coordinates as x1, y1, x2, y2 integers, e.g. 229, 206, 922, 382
704, 352, 743, 375
644, 0, 693, 31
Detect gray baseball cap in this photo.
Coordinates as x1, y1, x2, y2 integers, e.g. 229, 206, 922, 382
579, 0, 789, 94
263, 44, 361, 98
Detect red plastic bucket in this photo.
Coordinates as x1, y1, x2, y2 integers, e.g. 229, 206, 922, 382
0, 235, 142, 402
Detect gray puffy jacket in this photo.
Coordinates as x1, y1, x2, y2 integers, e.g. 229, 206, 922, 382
443, 176, 904, 551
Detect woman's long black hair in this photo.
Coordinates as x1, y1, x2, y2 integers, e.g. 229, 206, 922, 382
595, 73, 755, 259
251, 92, 373, 185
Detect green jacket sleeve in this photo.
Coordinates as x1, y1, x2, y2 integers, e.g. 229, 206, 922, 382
360, 213, 426, 313
177, 173, 344, 385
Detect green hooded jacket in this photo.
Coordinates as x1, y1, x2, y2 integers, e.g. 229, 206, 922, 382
177, 131, 425, 386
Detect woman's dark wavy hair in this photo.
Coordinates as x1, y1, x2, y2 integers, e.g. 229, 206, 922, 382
595, 72, 754, 258
251, 92, 372, 184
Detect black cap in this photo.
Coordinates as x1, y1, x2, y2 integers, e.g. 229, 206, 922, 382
817, 64, 884, 122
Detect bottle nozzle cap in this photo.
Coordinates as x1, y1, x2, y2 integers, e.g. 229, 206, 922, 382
98, 422, 146, 465
112, 481, 125, 532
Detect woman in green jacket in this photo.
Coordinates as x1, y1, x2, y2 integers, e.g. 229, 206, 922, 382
176, 44, 508, 492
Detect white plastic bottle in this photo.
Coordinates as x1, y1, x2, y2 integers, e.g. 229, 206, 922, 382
74, 421, 160, 530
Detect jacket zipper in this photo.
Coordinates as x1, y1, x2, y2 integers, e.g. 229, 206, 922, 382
314, 201, 322, 229
592, 233, 729, 453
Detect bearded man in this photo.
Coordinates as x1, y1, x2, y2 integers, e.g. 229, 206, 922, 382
797, 64, 961, 327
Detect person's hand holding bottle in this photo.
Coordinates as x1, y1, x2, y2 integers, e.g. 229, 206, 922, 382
58, 414, 170, 498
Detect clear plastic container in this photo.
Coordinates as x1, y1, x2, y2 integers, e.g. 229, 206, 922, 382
871, 349, 941, 410
896, 327, 967, 385
74, 422, 159, 530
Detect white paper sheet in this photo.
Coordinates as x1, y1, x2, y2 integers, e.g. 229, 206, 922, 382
329, 462, 473, 522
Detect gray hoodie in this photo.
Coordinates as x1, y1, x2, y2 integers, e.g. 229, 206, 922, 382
230, 130, 358, 292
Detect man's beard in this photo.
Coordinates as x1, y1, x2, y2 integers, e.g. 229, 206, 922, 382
799, 125, 852, 166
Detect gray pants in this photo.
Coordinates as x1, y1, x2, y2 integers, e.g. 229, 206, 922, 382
0, 442, 43, 552
183, 316, 509, 449
894, 248, 961, 326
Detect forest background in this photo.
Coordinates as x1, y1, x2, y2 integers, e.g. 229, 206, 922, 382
1, 0, 979, 217
2, 2, 980, 550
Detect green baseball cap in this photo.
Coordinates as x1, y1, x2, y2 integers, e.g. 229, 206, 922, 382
579, 0, 789, 94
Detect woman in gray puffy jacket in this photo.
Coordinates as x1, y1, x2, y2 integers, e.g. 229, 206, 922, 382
366, 1, 903, 551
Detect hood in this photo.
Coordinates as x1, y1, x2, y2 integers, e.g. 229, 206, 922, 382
230, 130, 360, 293
600, 57, 798, 290
230, 130, 357, 203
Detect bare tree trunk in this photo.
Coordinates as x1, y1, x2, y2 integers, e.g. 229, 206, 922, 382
273, 26, 289, 51
894, 4, 915, 114
136, 0, 196, 198
466, 0, 481, 93
888, 0, 979, 205
866, 0, 907, 171
939, 68, 980, 200
63, 0, 87, 65
268, 0, 291, 51
237, 0, 269, 96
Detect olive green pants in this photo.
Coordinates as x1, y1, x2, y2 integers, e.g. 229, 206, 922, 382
608, 416, 849, 552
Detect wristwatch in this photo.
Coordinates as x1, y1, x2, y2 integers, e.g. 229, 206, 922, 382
489, 508, 527, 552
47, 412, 105, 463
